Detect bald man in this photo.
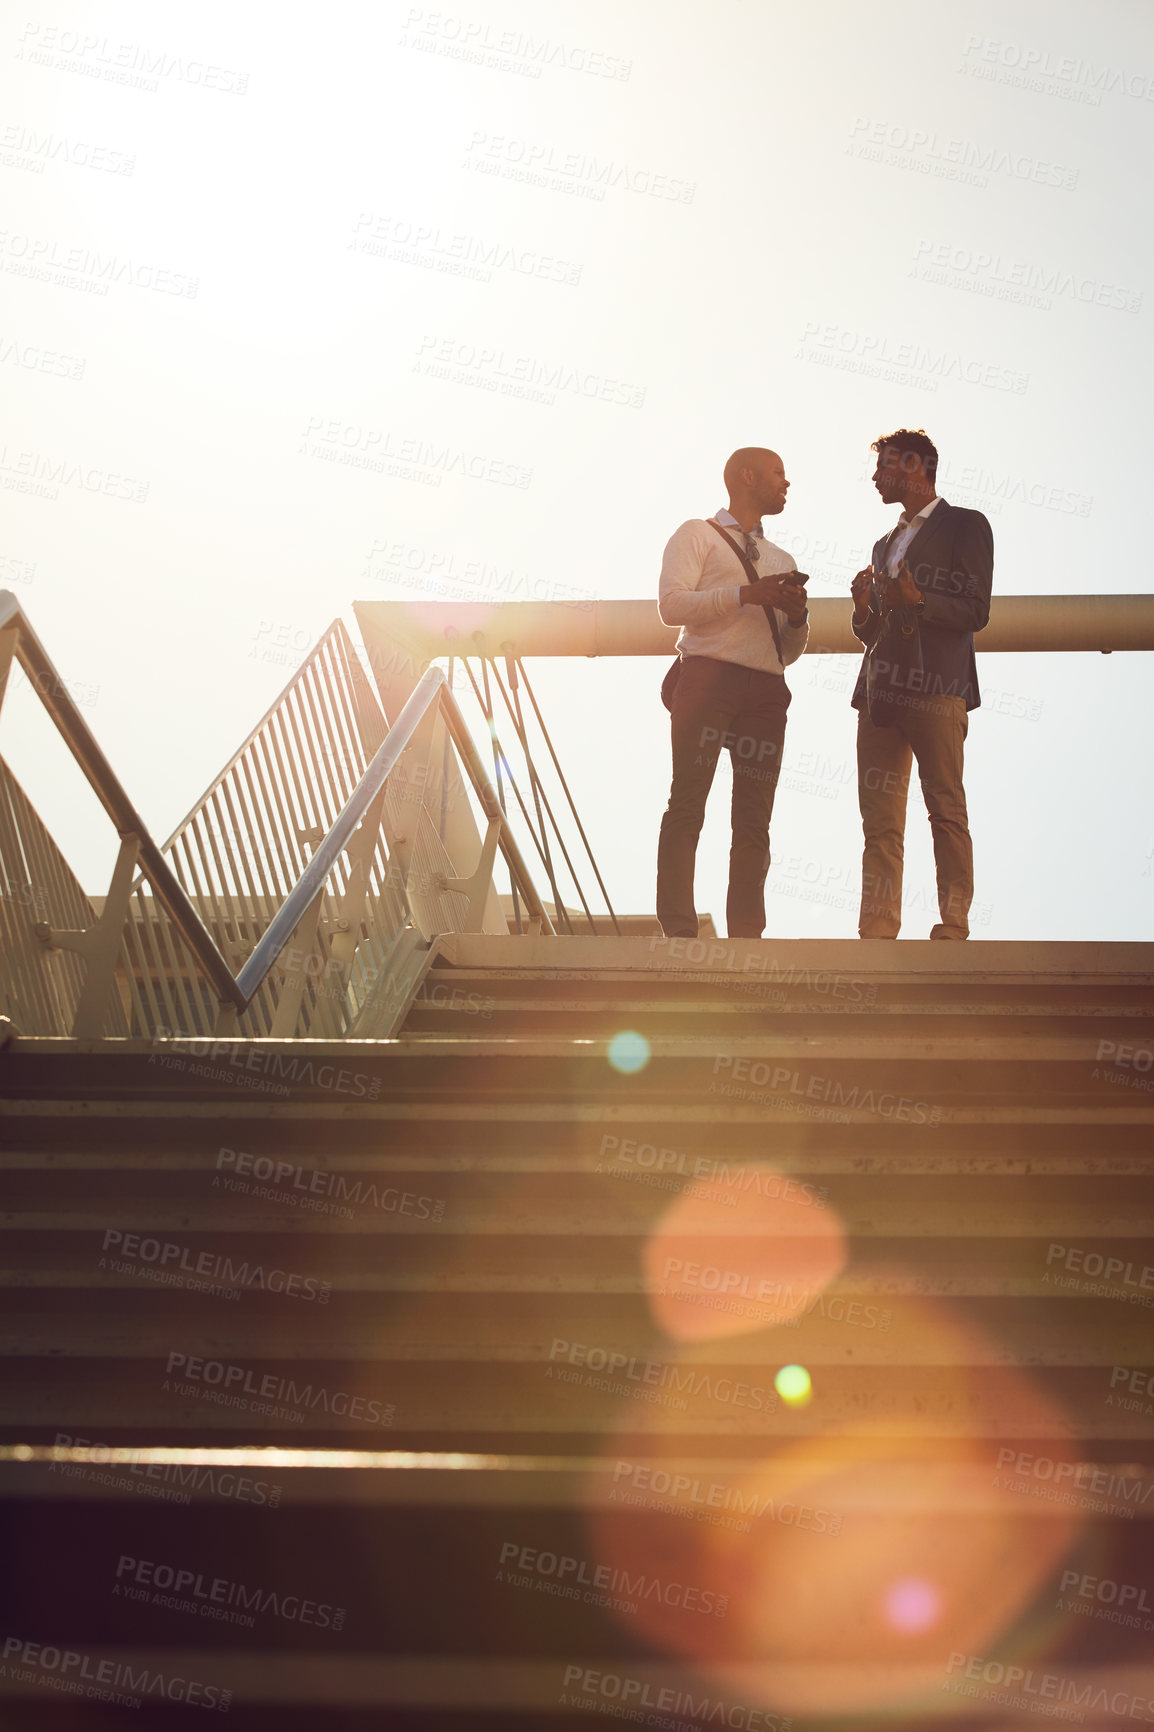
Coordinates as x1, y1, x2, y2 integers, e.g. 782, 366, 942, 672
656, 448, 809, 939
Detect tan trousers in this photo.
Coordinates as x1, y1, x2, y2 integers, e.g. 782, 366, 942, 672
856, 695, 973, 938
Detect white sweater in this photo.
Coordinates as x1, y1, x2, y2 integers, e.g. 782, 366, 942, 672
657, 516, 809, 675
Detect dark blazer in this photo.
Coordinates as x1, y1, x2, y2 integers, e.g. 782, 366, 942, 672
850, 497, 994, 711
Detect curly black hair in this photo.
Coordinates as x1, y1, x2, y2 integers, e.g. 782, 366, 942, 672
872, 427, 938, 482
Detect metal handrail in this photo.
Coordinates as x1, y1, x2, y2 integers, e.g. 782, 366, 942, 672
1, 591, 555, 1036
158, 617, 378, 857
0, 590, 244, 1010
235, 669, 553, 1006
150, 616, 397, 1037
234, 668, 442, 1002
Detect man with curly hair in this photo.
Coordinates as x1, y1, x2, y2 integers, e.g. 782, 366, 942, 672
849, 429, 993, 940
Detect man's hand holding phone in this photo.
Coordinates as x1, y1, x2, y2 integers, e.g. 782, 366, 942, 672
741, 570, 808, 625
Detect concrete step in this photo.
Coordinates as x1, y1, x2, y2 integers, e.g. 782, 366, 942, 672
5, 1292, 1150, 1363
1, 1472, 1149, 1726
3, 1170, 1153, 1236
5, 1041, 1154, 1128
4, 1353, 1150, 1441
2, 945, 1153, 1725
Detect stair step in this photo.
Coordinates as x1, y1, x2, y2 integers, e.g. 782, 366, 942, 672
3, 943, 1153, 1719
4, 1294, 1152, 1361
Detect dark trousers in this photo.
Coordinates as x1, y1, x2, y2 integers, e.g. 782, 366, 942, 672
656, 656, 789, 939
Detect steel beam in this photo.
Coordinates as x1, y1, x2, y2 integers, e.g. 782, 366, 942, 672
355, 594, 1154, 660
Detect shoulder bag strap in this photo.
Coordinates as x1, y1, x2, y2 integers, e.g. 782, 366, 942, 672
706, 519, 784, 664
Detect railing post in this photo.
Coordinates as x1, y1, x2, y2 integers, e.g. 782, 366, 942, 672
309, 782, 390, 1037
35, 832, 141, 1038
437, 816, 503, 934
0, 625, 18, 715
384, 696, 441, 890
344, 925, 435, 1039
357, 629, 507, 935
268, 886, 327, 1037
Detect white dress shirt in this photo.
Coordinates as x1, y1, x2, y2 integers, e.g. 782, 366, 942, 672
657, 506, 809, 675
880, 494, 942, 576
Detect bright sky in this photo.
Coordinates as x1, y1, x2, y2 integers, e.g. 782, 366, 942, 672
3, 0, 1152, 940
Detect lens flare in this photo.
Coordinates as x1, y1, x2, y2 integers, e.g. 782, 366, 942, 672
884, 1576, 941, 1632
644, 1161, 847, 1341
608, 1030, 650, 1074
586, 1290, 1085, 1718
774, 1364, 812, 1405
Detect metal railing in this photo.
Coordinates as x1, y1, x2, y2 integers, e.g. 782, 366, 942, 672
0, 755, 109, 1037
154, 619, 395, 1037
0, 592, 243, 1038
0, 594, 551, 1042
454, 650, 619, 935
230, 664, 551, 1038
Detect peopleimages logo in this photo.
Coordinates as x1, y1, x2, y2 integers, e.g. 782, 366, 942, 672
399, 9, 632, 81
911, 238, 1142, 314
149, 1029, 382, 1100
548, 1337, 775, 1411
497, 1542, 727, 1617
115, 1555, 345, 1631
959, 34, 1154, 103
214, 1148, 446, 1221
0, 123, 134, 175
0, 445, 147, 502
351, 211, 583, 287
1107, 1365, 1154, 1413
1043, 1241, 1154, 1304
463, 131, 695, 204
0, 335, 86, 379
847, 117, 1079, 190
299, 415, 533, 489
610, 1461, 844, 1537
794, 320, 1028, 394
1, 1636, 230, 1712
414, 333, 646, 408
165, 1351, 394, 1425
558, 1666, 791, 1729
597, 1135, 829, 1203
995, 1446, 1154, 1515
361, 536, 594, 608
711, 1055, 940, 1125
1057, 1567, 1154, 1623
101, 1230, 332, 1302
0, 229, 198, 296
945, 1649, 1154, 1719
16, 22, 250, 95
52, 1432, 282, 1508
647, 934, 875, 1002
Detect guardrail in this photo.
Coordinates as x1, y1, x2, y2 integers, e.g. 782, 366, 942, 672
233, 664, 552, 1022
0, 590, 242, 1036
0, 594, 552, 1041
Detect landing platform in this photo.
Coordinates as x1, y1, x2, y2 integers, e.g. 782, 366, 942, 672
440, 935, 1154, 981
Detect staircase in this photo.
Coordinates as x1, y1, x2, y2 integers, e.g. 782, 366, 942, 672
3, 936, 1153, 1728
